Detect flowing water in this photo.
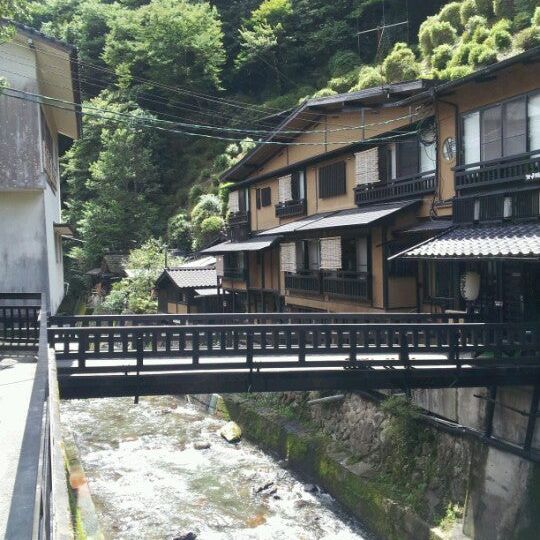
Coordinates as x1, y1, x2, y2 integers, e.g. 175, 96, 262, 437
61, 396, 371, 540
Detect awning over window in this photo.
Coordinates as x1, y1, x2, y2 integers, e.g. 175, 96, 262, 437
258, 200, 419, 236
53, 223, 74, 237
390, 223, 540, 260
201, 235, 281, 254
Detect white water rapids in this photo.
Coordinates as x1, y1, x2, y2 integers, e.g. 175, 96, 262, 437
61, 396, 371, 539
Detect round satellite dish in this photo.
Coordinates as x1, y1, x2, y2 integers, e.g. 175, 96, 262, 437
443, 137, 456, 161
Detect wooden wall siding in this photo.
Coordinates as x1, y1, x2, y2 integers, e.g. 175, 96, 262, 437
318, 161, 347, 198
355, 148, 379, 185
278, 174, 292, 202
320, 237, 341, 270
250, 178, 279, 231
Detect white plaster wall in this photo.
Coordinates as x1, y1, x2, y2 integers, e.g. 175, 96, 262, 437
0, 191, 49, 300
43, 182, 64, 313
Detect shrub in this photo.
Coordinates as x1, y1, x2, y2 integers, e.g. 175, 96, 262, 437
460, 0, 478, 26
436, 64, 475, 80
439, 2, 463, 31
450, 42, 474, 66
418, 16, 438, 56
472, 25, 490, 43
463, 15, 489, 42
328, 69, 360, 93
493, 0, 514, 19
431, 44, 453, 70
328, 50, 361, 77
534, 7, 540, 26
167, 212, 192, 253
514, 25, 540, 49
191, 193, 222, 227
468, 43, 497, 67
350, 65, 385, 91
193, 215, 224, 250
490, 27, 512, 50
312, 87, 338, 98
475, 0, 494, 18
188, 184, 204, 207
419, 17, 457, 56
382, 43, 420, 82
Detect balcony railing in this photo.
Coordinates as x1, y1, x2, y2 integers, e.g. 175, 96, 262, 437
285, 271, 371, 301
322, 271, 371, 301
275, 199, 307, 218
227, 211, 250, 241
228, 210, 250, 226
354, 170, 436, 206
285, 271, 321, 294
454, 150, 540, 192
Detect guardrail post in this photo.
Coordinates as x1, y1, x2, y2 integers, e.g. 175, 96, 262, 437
349, 330, 357, 363
298, 329, 305, 364
134, 333, 143, 404
192, 331, 199, 366
79, 332, 87, 369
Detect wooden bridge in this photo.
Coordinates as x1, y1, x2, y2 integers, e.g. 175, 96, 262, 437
47, 312, 540, 400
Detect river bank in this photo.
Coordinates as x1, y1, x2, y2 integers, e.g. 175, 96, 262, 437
221, 392, 540, 540
60, 395, 371, 539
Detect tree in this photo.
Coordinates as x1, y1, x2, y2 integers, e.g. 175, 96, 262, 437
382, 43, 420, 83
168, 212, 192, 254
0, 0, 27, 40
103, 0, 225, 94
68, 95, 162, 270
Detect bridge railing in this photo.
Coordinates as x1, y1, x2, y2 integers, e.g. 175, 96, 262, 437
4, 296, 73, 539
49, 321, 539, 374
49, 311, 471, 328
0, 292, 41, 349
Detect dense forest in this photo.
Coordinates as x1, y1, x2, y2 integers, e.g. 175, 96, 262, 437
3, 0, 540, 312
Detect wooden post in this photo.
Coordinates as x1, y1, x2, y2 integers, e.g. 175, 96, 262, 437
298, 328, 305, 364
79, 332, 87, 369
349, 330, 357, 363
134, 333, 144, 404
192, 331, 199, 366
484, 386, 497, 438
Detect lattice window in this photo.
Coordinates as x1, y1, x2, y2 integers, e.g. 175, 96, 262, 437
355, 148, 379, 185
228, 191, 240, 213
280, 242, 297, 272
278, 174, 292, 202
320, 237, 342, 270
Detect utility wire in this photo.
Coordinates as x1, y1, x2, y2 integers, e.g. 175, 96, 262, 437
0, 59, 428, 137
3, 87, 424, 146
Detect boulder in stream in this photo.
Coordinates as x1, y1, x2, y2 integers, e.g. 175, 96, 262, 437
219, 421, 242, 443
172, 532, 197, 540
193, 441, 211, 450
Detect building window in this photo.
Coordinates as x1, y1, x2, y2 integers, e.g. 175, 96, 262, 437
41, 110, 58, 188
341, 237, 368, 273
384, 137, 435, 181
318, 161, 346, 198
256, 187, 271, 208
462, 92, 539, 165
296, 240, 319, 272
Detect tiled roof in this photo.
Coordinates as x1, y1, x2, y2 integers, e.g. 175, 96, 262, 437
401, 219, 452, 234
180, 256, 216, 268
202, 235, 281, 254
391, 223, 540, 259
163, 268, 217, 289
258, 201, 419, 236
102, 254, 128, 275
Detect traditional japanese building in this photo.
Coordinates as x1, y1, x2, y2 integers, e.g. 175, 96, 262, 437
203, 47, 540, 320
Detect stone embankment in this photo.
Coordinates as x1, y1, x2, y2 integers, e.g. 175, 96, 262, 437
220, 392, 540, 540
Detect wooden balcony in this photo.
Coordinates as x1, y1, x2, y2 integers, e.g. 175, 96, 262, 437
322, 271, 371, 301
354, 170, 436, 206
285, 271, 321, 294
275, 199, 307, 218
454, 150, 540, 192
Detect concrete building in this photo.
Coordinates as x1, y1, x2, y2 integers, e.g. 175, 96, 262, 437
0, 22, 81, 313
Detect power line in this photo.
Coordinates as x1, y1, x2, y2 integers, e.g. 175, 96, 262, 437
0, 59, 429, 137
3, 87, 425, 147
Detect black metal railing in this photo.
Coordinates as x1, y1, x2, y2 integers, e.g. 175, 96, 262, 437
284, 271, 321, 294
275, 199, 307, 218
322, 271, 371, 300
228, 211, 250, 227
49, 311, 471, 328
454, 150, 540, 192
0, 293, 41, 349
354, 170, 436, 206
4, 296, 73, 539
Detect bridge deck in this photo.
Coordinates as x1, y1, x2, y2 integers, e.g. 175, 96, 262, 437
0, 351, 37, 538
